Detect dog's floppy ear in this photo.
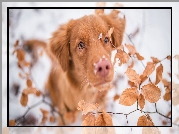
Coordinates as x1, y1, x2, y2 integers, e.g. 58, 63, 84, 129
99, 10, 126, 48
49, 20, 75, 72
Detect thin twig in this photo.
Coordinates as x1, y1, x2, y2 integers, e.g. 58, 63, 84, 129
15, 100, 43, 126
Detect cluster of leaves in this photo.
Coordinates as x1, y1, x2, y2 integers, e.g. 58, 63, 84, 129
12, 40, 42, 107
113, 44, 171, 125
77, 43, 171, 126
40, 108, 55, 125
20, 79, 41, 107
9, 40, 57, 126
77, 100, 115, 133
12, 40, 31, 68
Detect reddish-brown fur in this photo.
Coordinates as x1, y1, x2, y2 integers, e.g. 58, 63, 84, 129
46, 9, 126, 125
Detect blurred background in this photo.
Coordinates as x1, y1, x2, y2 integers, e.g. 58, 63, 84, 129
2, 2, 179, 134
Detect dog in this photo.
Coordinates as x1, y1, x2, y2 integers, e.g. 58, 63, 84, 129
46, 9, 126, 125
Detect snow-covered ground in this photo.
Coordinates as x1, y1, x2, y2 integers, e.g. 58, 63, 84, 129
2, 2, 179, 134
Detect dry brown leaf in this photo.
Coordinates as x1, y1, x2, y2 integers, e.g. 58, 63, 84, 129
18, 62, 23, 69
142, 127, 160, 134
138, 94, 145, 110
163, 85, 171, 101
40, 108, 49, 125
40, 108, 49, 117
125, 44, 136, 55
162, 120, 167, 125
125, 68, 141, 85
161, 79, 171, 101
151, 57, 161, 64
107, 27, 114, 38
128, 58, 134, 68
77, 100, 99, 115
23, 61, 31, 67
82, 113, 95, 126
9, 120, 16, 126
155, 64, 163, 85
26, 79, 32, 87
168, 72, 171, 77
140, 75, 148, 84
95, 114, 105, 126
17, 49, 25, 62
166, 55, 171, 60
93, 111, 113, 126
163, 92, 171, 101
166, 111, 171, 117
138, 115, 152, 126
166, 86, 171, 93
36, 90, 42, 97
40, 116, 48, 125
146, 114, 154, 123
172, 94, 179, 106
14, 40, 19, 48
19, 73, 25, 79
49, 116, 55, 123
142, 83, 161, 103
137, 115, 154, 126
136, 52, 144, 60
119, 88, 139, 106
115, 49, 130, 66
23, 88, 37, 95
143, 62, 155, 76
102, 111, 113, 126
113, 94, 120, 101
20, 93, 28, 106
162, 79, 170, 88
128, 80, 137, 87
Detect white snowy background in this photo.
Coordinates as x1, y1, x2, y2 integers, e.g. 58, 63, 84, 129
2, 2, 179, 134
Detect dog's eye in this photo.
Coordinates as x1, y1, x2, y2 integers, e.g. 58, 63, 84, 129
104, 37, 109, 44
78, 42, 85, 49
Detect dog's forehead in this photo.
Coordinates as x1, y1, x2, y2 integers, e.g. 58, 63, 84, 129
72, 15, 108, 37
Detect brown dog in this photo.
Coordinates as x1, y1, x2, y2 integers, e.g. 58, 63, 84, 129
46, 9, 126, 125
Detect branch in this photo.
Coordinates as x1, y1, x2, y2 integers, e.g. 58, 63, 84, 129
15, 100, 43, 126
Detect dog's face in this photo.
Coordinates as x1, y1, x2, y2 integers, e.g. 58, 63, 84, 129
49, 10, 125, 90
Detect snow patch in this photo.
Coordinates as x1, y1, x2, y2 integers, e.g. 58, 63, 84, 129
98, 33, 102, 39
